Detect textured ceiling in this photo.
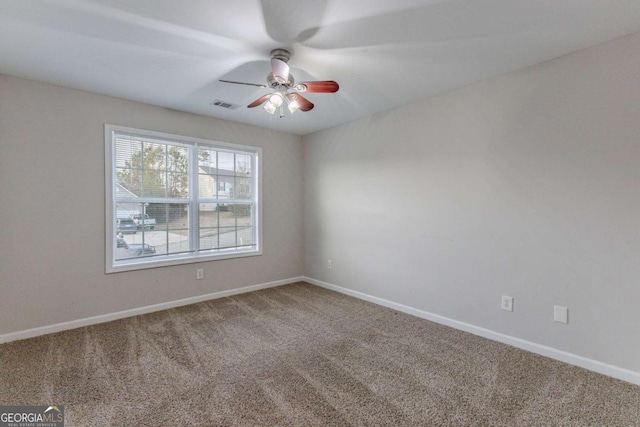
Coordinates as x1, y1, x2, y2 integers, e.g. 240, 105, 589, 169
2, 0, 640, 135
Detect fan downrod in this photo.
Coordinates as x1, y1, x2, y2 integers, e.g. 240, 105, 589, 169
270, 48, 290, 63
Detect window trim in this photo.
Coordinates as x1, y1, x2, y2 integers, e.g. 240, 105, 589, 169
105, 124, 262, 273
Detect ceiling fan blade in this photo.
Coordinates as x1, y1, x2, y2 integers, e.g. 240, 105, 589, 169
295, 80, 340, 93
219, 79, 267, 88
290, 93, 314, 112
247, 94, 271, 108
271, 58, 290, 83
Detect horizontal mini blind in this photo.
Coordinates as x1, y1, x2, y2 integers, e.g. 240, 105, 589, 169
107, 125, 260, 271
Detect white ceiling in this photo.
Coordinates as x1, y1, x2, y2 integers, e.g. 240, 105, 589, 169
2, 0, 640, 135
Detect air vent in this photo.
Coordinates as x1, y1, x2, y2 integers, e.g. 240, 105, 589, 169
211, 99, 240, 110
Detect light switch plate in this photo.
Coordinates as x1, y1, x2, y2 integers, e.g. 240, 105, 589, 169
554, 306, 568, 323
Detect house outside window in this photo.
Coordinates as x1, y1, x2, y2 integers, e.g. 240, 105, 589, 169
105, 125, 261, 272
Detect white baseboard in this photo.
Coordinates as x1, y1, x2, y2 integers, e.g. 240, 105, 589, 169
0, 276, 304, 344
4, 275, 638, 386
303, 276, 640, 386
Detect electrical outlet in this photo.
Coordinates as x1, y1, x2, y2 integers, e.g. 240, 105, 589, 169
501, 295, 514, 312
554, 306, 568, 323
196, 268, 204, 280
327, 259, 332, 269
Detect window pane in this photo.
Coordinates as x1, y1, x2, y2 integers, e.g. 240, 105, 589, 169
115, 207, 139, 244
232, 203, 253, 247
135, 204, 190, 255
218, 226, 237, 249
236, 227, 254, 247
168, 172, 189, 198
116, 139, 189, 199
115, 137, 142, 168
199, 204, 219, 228
114, 206, 156, 261
166, 205, 190, 254
198, 148, 217, 169
216, 177, 232, 200
115, 204, 189, 260
233, 177, 252, 199
141, 170, 166, 197
198, 169, 216, 199
196, 150, 253, 202
142, 142, 167, 171
116, 169, 141, 197
199, 203, 219, 250
167, 146, 188, 171
235, 153, 252, 176
217, 152, 235, 176
198, 203, 254, 251
116, 233, 157, 261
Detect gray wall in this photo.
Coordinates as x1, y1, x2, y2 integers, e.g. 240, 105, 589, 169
2, 32, 639, 375
303, 32, 640, 372
0, 75, 304, 334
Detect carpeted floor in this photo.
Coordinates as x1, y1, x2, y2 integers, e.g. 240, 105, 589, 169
1, 282, 639, 426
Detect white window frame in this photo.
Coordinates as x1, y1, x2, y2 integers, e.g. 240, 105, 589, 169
105, 124, 262, 273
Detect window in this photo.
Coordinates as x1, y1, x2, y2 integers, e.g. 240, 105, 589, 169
105, 125, 261, 272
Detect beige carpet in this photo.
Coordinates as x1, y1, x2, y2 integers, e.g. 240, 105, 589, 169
1, 282, 638, 426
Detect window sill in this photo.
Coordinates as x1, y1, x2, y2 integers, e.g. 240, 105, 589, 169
106, 248, 262, 273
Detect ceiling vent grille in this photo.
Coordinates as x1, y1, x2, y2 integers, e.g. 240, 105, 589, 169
211, 99, 240, 110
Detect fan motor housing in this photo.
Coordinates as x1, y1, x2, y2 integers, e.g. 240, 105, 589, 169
267, 72, 294, 88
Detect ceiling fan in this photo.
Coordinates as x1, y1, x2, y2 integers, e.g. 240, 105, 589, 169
219, 48, 339, 116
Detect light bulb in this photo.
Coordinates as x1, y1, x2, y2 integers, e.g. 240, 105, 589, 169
286, 93, 300, 114
288, 100, 300, 114
270, 92, 284, 107
263, 101, 276, 114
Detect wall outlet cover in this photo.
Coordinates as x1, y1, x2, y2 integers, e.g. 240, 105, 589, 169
502, 296, 514, 312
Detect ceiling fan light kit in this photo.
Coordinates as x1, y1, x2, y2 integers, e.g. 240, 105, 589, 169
220, 49, 339, 117
286, 93, 301, 114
